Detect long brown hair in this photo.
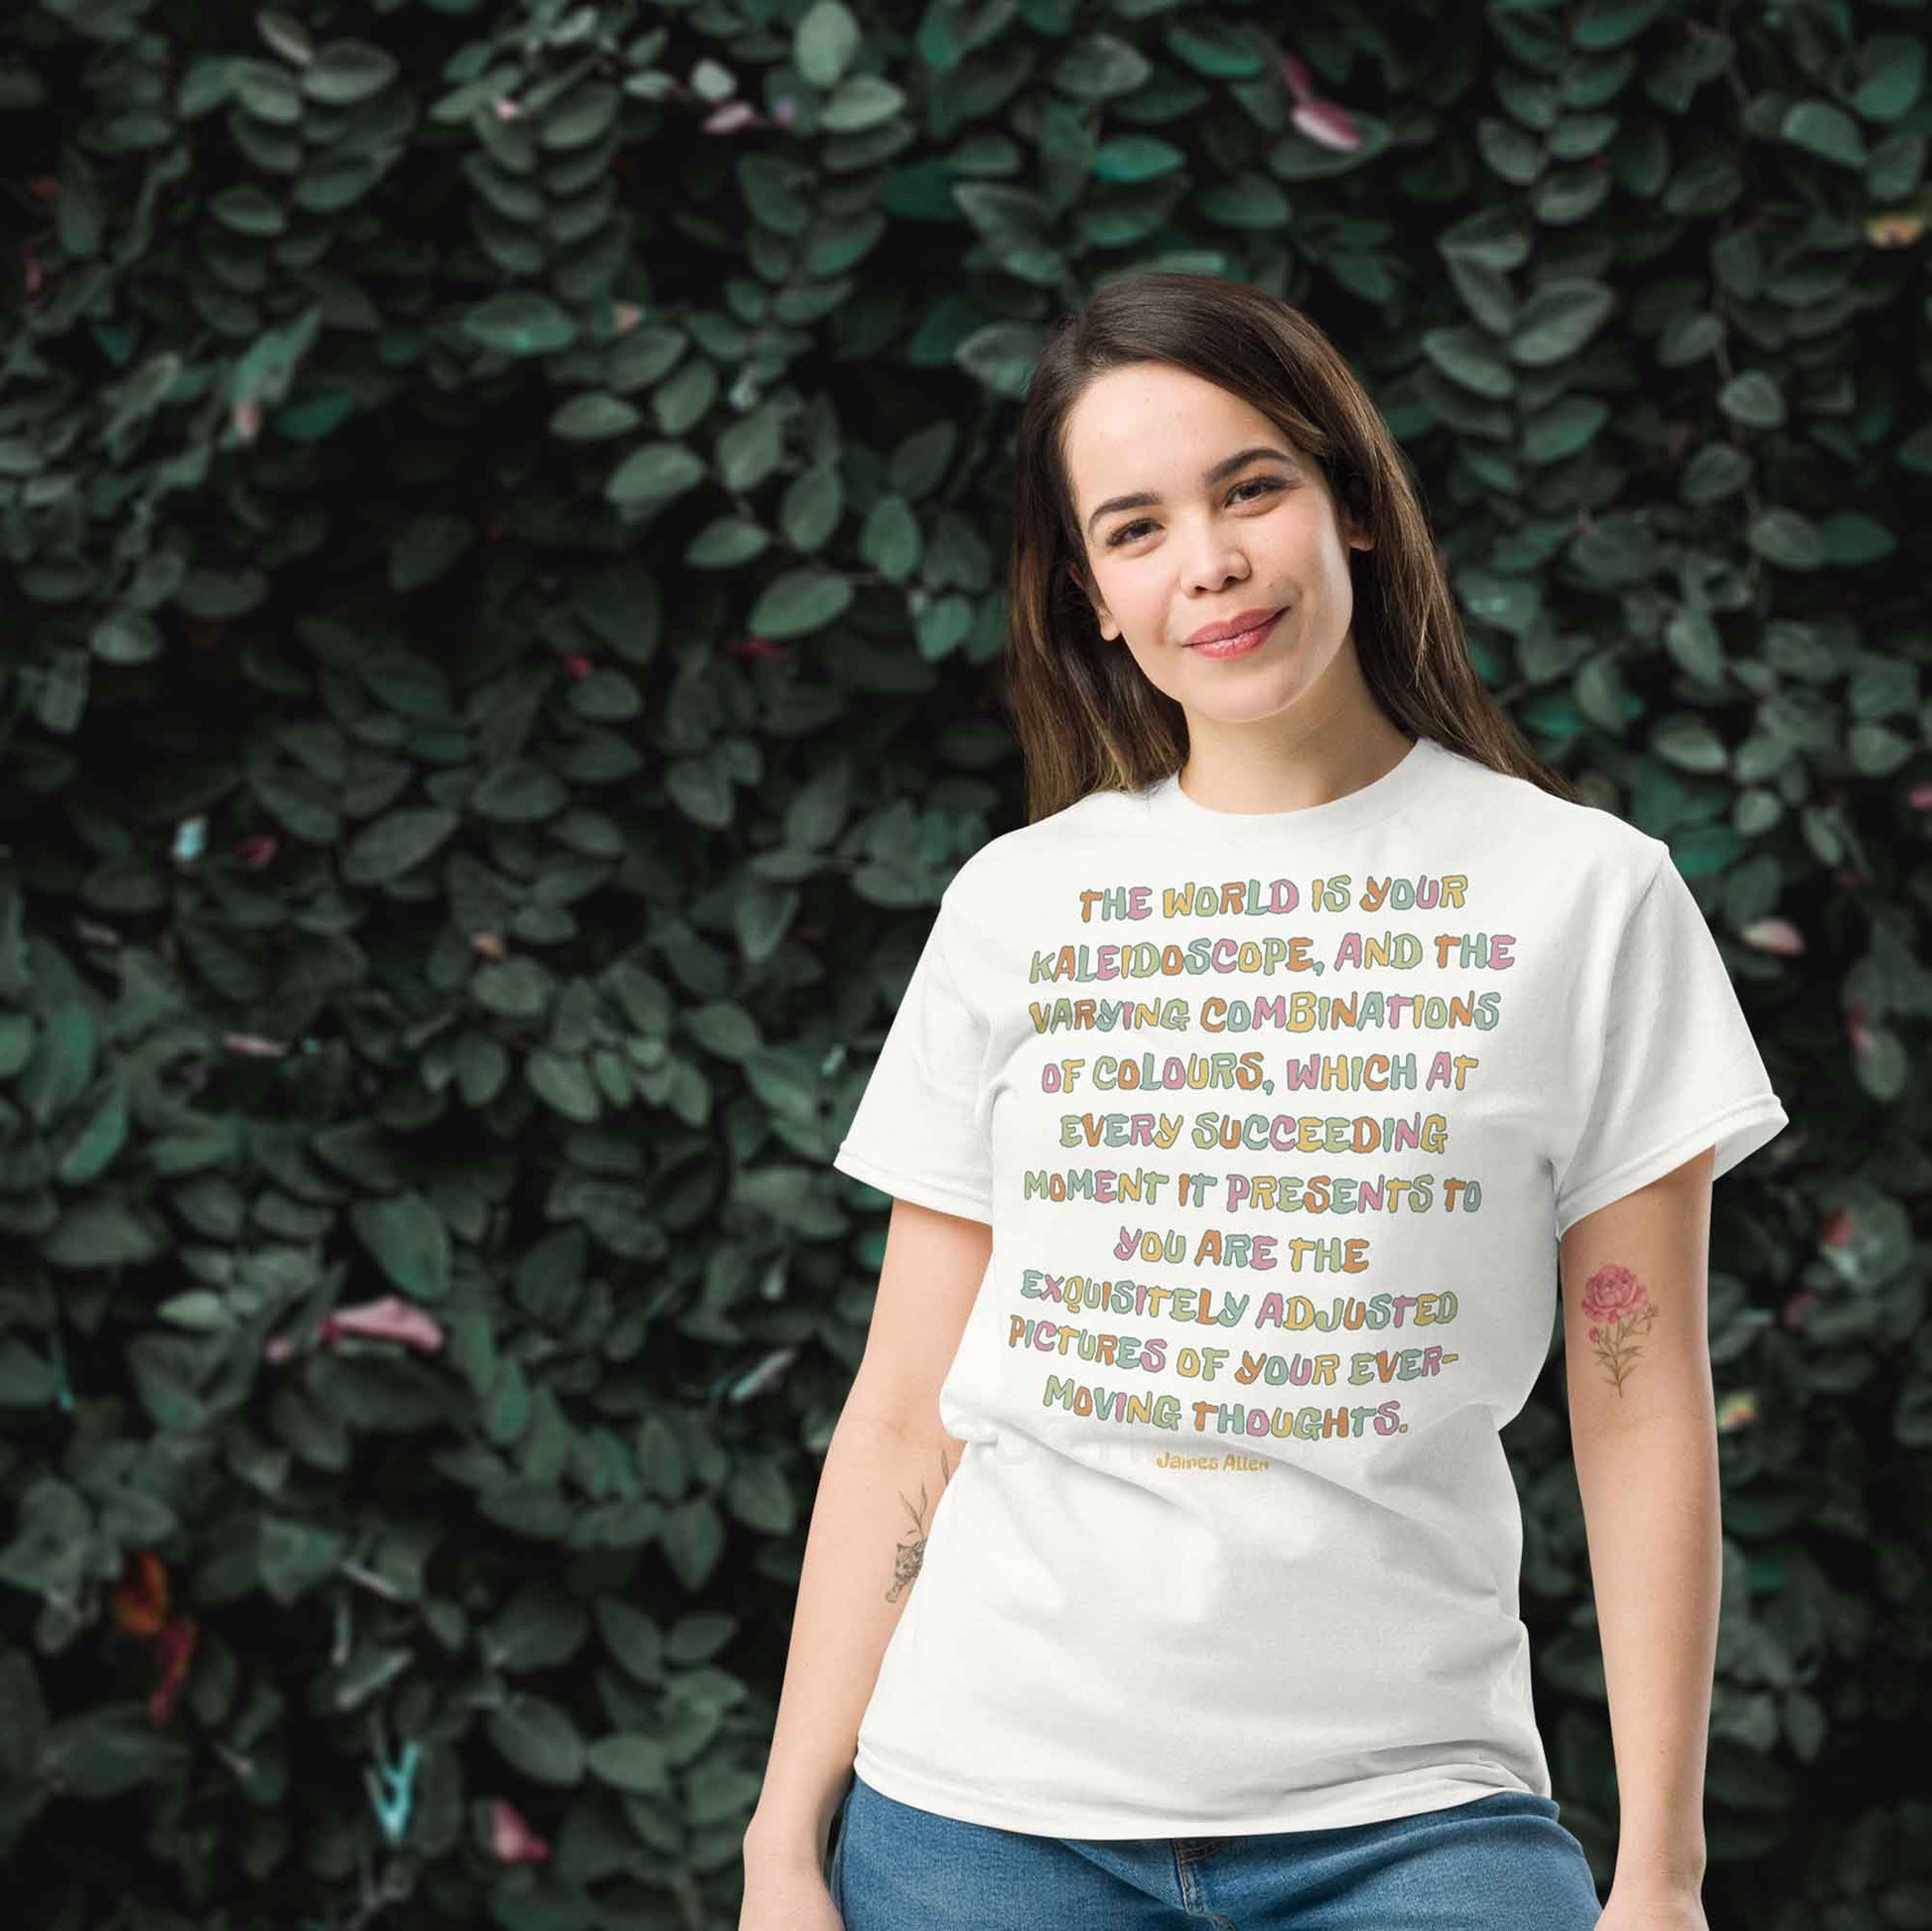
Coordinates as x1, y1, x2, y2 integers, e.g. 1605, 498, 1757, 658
1002, 271, 1586, 823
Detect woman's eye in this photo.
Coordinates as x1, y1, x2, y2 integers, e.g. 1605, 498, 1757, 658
1105, 476, 1284, 548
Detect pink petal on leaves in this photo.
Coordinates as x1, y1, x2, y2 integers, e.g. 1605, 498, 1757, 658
1742, 916, 1804, 956
1280, 52, 1316, 102
1293, 98, 1360, 151
317, 1295, 446, 1354
489, 1799, 551, 1863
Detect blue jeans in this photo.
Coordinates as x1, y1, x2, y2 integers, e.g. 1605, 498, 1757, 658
827, 1769, 1603, 1929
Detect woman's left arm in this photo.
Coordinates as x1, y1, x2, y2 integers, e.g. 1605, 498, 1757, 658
1559, 1147, 1723, 1929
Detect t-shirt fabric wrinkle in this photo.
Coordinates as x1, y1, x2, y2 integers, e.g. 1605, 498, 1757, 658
830, 733, 1788, 1839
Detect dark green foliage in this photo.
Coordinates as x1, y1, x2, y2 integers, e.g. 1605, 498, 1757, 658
0, 0, 1927, 1924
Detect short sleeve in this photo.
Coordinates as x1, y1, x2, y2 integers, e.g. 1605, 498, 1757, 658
1552, 847, 1788, 1239
832, 892, 993, 1223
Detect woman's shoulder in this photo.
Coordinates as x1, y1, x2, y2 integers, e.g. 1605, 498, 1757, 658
1424, 737, 1672, 890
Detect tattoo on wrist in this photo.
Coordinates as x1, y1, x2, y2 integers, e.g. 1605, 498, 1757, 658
887, 1448, 955, 1601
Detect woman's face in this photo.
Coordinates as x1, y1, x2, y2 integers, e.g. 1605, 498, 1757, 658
1062, 361, 1372, 726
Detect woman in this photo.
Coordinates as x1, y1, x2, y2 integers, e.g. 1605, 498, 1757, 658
740, 272, 1786, 1931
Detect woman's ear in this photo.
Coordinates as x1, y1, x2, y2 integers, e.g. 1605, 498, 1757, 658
1068, 560, 1118, 640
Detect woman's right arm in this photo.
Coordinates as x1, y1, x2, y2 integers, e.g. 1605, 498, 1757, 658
739, 1195, 993, 1905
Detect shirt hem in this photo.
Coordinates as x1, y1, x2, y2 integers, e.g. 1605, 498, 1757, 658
831, 1144, 993, 1225
849, 1742, 1541, 1840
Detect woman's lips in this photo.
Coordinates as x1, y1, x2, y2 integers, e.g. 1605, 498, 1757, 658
1186, 609, 1284, 658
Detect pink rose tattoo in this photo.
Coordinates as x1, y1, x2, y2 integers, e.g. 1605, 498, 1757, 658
1580, 1262, 1656, 1394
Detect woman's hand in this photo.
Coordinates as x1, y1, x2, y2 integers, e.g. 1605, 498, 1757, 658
1594, 1878, 1708, 1931
738, 1848, 845, 1930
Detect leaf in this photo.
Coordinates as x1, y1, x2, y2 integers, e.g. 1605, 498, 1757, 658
57, 1082, 127, 1184
487, 1697, 586, 1786
0, 1651, 49, 1782
595, 1598, 665, 1683
780, 465, 843, 551
260, 1517, 345, 1602
463, 292, 578, 357
471, 761, 568, 822
526, 1050, 602, 1122
1781, 99, 1865, 168
472, 958, 553, 1018
1574, 653, 1629, 732
1571, 513, 1659, 586
659, 1495, 726, 1589
821, 73, 902, 133
1894, 1360, 1932, 1447
889, 421, 956, 498
483, 1355, 532, 1447
795, 0, 860, 87
1663, 608, 1725, 682
1476, 117, 1545, 187
350, 1192, 452, 1301
1509, 279, 1614, 365
1852, 36, 1925, 123
1718, 370, 1785, 430
1092, 134, 1183, 183
45, 1704, 192, 1797
607, 441, 706, 509
301, 41, 399, 105
257, 10, 313, 64
39, 1199, 165, 1270
717, 401, 786, 491
207, 185, 286, 236
1820, 512, 1895, 566
586, 1732, 671, 1794
0, 1338, 57, 1407
1049, 35, 1153, 100
955, 322, 1047, 399
1422, 325, 1515, 397
389, 512, 474, 593
1198, 174, 1292, 229
1681, 444, 1750, 504
1521, 394, 1608, 463
1165, 18, 1264, 78
231, 58, 303, 124
916, 593, 978, 660
1847, 722, 1912, 776
484, 1586, 591, 1673
726, 1456, 795, 1533
686, 516, 769, 568
549, 393, 640, 441
1747, 508, 1826, 570
748, 569, 853, 639
156, 1290, 231, 1332
342, 807, 459, 884
89, 610, 164, 663
1651, 714, 1730, 773
566, 668, 641, 722
541, 80, 619, 150
127, 1334, 209, 1431
176, 568, 269, 620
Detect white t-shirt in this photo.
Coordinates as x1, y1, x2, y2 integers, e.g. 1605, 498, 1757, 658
831, 732, 1787, 1839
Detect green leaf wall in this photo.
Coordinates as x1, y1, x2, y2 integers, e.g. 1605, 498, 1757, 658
1, 0, 1927, 1924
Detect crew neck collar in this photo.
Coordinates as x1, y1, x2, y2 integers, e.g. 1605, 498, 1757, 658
1141, 735, 1444, 838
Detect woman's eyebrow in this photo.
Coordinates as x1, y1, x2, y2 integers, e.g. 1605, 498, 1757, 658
1084, 446, 1298, 537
